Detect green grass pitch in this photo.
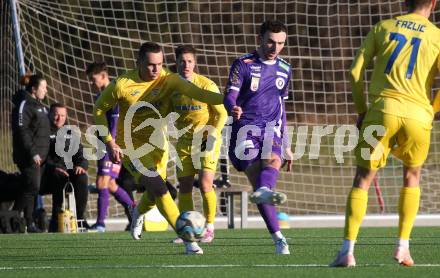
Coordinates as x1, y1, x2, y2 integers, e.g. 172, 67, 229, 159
0, 227, 439, 277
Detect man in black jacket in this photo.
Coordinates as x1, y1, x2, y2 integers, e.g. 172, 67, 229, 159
11, 75, 51, 232
40, 103, 90, 232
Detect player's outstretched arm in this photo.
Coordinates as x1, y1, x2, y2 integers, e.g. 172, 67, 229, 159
172, 74, 223, 105
210, 103, 228, 131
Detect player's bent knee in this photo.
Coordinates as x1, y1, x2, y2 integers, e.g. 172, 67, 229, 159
262, 157, 282, 169
353, 166, 377, 190
96, 176, 110, 190
200, 180, 214, 193
108, 179, 119, 192
199, 171, 215, 193
403, 166, 422, 187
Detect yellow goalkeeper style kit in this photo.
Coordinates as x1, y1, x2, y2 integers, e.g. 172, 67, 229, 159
351, 13, 440, 169
170, 73, 227, 178
94, 68, 223, 180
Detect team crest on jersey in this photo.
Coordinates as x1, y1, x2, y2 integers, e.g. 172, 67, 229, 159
250, 77, 260, 92
275, 77, 285, 90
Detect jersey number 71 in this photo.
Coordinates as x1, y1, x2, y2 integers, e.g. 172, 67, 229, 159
384, 32, 421, 79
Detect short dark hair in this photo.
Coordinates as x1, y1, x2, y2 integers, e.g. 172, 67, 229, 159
259, 20, 287, 37
138, 42, 162, 62
406, 0, 433, 10
85, 61, 108, 76
175, 45, 197, 60
20, 73, 45, 93
49, 102, 67, 114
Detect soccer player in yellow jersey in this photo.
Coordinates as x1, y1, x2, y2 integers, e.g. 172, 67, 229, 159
94, 42, 223, 255
331, 0, 440, 267
170, 45, 227, 244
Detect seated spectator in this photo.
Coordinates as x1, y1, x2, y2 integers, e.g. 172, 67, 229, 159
39, 103, 90, 232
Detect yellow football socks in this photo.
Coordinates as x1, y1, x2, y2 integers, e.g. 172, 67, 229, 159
201, 190, 217, 224
398, 187, 420, 240
156, 192, 180, 230
344, 187, 368, 241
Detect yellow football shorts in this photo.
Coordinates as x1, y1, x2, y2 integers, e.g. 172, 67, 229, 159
355, 110, 431, 169
122, 147, 169, 182
176, 135, 222, 178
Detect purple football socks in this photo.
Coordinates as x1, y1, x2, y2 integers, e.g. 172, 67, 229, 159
256, 166, 281, 233
97, 188, 110, 225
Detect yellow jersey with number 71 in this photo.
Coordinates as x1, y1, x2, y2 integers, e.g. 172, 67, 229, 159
350, 13, 440, 124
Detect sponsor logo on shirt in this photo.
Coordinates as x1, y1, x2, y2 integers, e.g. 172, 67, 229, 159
276, 71, 288, 78
175, 105, 202, 111
250, 65, 261, 72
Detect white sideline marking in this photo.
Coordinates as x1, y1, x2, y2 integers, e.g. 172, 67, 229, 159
1, 264, 440, 271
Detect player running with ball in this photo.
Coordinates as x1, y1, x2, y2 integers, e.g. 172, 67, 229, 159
94, 42, 223, 255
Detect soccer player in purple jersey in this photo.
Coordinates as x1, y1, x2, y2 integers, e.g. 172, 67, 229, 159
224, 20, 294, 254
86, 62, 134, 232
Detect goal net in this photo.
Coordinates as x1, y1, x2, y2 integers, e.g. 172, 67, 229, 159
2, 0, 440, 220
